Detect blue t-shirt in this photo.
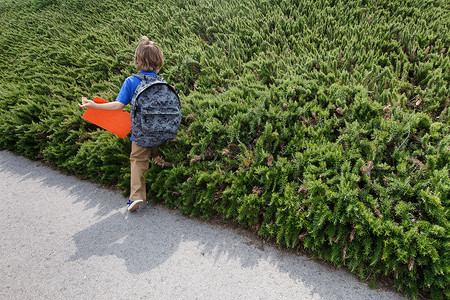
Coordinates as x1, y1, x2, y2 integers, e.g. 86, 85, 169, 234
115, 70, 164, 141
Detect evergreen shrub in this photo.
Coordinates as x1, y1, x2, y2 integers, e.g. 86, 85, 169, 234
1, 0, 448, 298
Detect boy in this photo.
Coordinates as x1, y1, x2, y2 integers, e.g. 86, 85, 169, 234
79, 36, 165, 212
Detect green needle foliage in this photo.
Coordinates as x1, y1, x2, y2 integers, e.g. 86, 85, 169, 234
1, 0, 449, 298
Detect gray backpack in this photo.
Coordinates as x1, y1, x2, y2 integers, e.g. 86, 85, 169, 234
130, 73, 181, 148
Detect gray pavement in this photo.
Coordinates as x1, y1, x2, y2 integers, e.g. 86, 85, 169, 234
0, 150, 404, 300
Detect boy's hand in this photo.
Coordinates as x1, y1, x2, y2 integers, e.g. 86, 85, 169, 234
78, 97, 95, 108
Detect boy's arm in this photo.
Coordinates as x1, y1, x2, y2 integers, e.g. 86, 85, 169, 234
78, 97, 125, 110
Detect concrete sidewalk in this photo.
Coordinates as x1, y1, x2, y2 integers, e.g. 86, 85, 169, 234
0, 150, 404, 299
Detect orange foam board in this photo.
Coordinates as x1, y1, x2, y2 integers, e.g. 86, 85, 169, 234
82, 97, 131, 138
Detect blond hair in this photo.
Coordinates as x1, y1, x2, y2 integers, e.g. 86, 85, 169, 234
134, 36, 164, 72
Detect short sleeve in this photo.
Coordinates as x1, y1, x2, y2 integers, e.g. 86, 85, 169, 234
115, 76, 134, 106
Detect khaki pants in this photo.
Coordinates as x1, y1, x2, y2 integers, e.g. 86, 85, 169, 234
129, 141, 158, 201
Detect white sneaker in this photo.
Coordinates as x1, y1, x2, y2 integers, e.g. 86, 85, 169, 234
127, 200, 144, 212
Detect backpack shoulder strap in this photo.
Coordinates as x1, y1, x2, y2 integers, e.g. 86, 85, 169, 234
132, 72, 162, 82
132, 72, 145, 80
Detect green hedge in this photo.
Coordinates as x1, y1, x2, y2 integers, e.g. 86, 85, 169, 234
1, 0, 448, 298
